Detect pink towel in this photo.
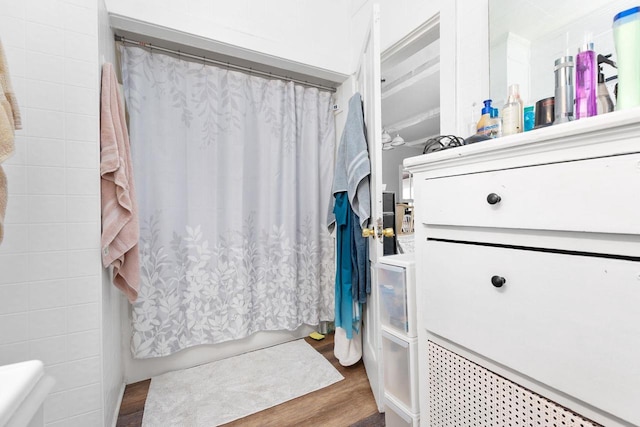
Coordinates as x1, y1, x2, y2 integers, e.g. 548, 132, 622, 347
100, 63, 140, 303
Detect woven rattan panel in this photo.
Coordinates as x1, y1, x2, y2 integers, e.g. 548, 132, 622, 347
428, 341, 602, 427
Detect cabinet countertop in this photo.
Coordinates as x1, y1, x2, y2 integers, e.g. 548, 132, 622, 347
404, 107, 640, 177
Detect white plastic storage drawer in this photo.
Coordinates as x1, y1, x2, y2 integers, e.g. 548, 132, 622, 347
378, 261, 416, 337
382, 330, 419, 413
385, 393, 419, 427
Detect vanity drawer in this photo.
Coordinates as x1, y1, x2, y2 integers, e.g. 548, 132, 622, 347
420, 153, 640, 235
424, 240, 640, 426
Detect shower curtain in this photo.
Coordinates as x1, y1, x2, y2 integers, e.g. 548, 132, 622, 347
121, 46, 336, 358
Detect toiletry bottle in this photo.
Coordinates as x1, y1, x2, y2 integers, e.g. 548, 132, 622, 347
613, 6, 640, 110
523, 106, 535, 131
554, 56, 574, 124
476, 99, 493, 136
575, 42, 597, 119
490, 107, 502, 138
503, 84, 523, 136
596, 54, 616, 114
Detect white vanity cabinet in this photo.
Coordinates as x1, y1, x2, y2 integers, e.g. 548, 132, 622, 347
405, 109, 640, 427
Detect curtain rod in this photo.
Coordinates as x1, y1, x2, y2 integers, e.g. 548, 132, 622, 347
114, 35, 337, 93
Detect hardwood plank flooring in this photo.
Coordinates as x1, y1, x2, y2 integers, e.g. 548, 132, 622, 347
116, 333, 385, 427
117, 379, 151, 427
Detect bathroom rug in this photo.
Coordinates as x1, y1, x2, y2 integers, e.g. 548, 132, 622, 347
141, 338, 343, 426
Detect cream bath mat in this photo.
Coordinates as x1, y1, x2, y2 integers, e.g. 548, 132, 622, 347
141, 339, 344, 426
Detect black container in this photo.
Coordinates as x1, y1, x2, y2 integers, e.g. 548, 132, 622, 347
534, 97, 555, 129
382, 192, 397, 255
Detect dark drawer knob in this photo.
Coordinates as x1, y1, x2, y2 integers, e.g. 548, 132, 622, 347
491, 275, 506, 288
487, 193, 501, 205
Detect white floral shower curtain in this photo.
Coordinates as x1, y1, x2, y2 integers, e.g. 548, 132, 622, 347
121, 46, 336, 358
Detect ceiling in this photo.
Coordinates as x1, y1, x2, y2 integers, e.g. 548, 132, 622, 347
381, 27, 440, 147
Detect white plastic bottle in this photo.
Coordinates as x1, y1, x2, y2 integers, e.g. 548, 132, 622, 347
502, 84, 523, 136
476, 99, 493, 135
614, 6, 640, 110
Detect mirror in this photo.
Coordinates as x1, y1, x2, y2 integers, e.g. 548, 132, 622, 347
400, 168, 413, 202
379, 20, 439, 254
489, 0, 636, 108
380, 21, 439, 202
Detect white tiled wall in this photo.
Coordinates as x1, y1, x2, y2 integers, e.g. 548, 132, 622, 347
0, 0, 107, 425
0, 1, 490, 426
98, 1, 125, 426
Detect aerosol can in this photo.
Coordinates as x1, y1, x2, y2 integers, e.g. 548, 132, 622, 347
554, 56, 574, 124
597, 54, 617, 114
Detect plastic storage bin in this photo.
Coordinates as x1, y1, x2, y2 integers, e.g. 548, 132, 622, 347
385, 393, 419, 427
377, 257, 416, 337
382, 329, 419, 412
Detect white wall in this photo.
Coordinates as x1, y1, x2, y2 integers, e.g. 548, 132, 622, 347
105, 0, 352, 77
0, 0, 119, 425
105, 0, 441, 85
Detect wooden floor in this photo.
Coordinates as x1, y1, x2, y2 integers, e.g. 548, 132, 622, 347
116, 333, 385, 427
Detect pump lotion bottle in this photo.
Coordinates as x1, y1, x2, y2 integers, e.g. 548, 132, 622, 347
503, 84, 523, 136
575, 42, 598, 119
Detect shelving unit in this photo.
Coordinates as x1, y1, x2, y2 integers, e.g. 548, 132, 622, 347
377, 254, 419, 427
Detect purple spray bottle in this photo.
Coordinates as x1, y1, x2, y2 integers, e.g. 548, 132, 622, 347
575, 41, 597, 119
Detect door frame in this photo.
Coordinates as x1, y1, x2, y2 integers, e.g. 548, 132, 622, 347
355, 2, 385, 412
